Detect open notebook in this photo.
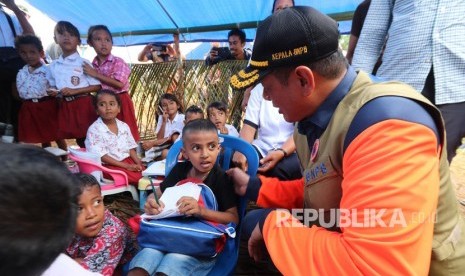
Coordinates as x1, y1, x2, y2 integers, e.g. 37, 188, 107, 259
142, 160, 166, 176
141, 183, 202, 220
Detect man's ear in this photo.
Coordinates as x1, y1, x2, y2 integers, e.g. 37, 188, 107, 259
294, 66, 315, 96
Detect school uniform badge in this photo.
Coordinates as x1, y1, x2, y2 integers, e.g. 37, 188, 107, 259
71, 76, 80, 86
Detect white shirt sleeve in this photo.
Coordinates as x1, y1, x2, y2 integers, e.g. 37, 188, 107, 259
85, 121, 109, 158
155, 114, 163, 135
46, 62, 57, 87
225, 124, 240, 137
81, 58, 101, 85
244, 84, 263, 128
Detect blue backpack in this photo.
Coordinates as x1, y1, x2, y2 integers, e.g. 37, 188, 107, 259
137, 180, 236, 258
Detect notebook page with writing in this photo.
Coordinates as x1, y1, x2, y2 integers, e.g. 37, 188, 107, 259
142, 183, 202, 220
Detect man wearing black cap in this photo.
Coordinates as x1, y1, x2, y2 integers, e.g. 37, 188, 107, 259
228, 6, 464, 275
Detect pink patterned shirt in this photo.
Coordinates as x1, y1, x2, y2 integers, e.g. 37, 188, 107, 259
16, 63, 50, 100
66, 210, 137, 276
85, 118, 137, 161
92, 54, 130, 93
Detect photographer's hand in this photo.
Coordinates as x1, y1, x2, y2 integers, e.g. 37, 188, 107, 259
209, 48, 219, 60
138, 44, 154, 62
166, 44, 176, 58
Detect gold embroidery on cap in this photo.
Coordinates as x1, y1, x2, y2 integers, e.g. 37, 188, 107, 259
272, 45, 308, 61
244, 74, 259, 86
250, 60, 268, 67
230, 72, 259, 89
293, 46, 308, 55
230, 75, 243, 88
238, 69, 258, 79
272, 50, 293, 60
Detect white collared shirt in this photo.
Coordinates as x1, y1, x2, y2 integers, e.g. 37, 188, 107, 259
155, 112, 185, 138
85, 118, 137, 161
244, 84, 295, 157
0, 7, 22, 47
16, 63, 50, 100
223, 124, 239, 137
47, 52, 100, 90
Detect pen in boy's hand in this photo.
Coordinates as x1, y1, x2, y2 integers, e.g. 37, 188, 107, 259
149, 177, 160, 205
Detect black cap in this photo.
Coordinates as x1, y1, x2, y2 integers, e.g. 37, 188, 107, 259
230, 6, 339, 89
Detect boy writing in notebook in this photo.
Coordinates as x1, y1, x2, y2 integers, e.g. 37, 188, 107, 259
128, 119, 238, 276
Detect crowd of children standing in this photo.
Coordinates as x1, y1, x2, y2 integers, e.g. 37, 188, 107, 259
13, 19, 246, 275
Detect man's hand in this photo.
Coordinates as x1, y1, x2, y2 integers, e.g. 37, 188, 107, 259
143, 44, 153, 54
241, 86, 253, 111
226, 167, 250, 196
248, 223, 265, 262
209, 48, 219, 60
257, 150, 283, 173
165, 44, 177, 58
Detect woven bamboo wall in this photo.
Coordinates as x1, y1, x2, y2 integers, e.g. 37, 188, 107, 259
129, 60, 248, 139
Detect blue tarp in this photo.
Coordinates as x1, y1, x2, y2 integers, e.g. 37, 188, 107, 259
25, 0, 362, 46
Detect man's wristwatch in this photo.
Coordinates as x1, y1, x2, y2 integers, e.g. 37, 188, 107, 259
273, 148, 288, 157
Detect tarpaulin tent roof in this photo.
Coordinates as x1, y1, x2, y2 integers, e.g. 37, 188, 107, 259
25, 0, 362, 46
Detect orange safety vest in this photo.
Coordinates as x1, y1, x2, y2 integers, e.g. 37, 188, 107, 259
293, 71, 465, 275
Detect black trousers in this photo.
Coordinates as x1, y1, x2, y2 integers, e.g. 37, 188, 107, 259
422, 68, 465, 163
0, 55, 24, 141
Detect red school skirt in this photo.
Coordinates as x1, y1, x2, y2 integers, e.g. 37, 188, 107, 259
18, 97, 59, 143
104, 157, 144, 185
57, 95, 98, 139
117, 92, 140, 141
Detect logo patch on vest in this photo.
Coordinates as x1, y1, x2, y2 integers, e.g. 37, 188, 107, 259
305, 161, 329, 183
310, 139, 319, 162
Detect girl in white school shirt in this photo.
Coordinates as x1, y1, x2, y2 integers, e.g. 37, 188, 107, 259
46, 21, 101, 147
141, 93, 185, 160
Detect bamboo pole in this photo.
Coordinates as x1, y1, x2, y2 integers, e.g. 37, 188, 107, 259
173, 33, 185, 106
